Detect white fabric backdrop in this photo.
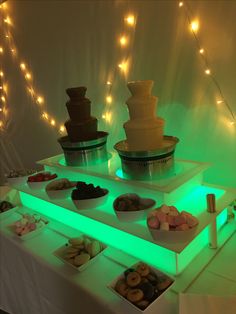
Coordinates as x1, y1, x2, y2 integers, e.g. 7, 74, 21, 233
0, 0, 235, 187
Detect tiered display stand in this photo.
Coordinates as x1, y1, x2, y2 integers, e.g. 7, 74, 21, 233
2, 152, 236, 294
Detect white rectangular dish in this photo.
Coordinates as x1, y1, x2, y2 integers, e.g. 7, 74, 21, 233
9, 220, 48, 241
53, 235, 107, 272
108, 262, 174, 313
0, 205, 18, 220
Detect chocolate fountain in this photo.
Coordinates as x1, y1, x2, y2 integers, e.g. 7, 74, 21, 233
58, 86, 108, 166
114, 80, 179, 180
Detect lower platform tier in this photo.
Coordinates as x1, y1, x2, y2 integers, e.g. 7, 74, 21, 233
1, 183, 236, 276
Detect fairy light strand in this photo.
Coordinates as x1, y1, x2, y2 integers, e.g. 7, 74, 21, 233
179, 1, 235, 123
1, 6, 65, 134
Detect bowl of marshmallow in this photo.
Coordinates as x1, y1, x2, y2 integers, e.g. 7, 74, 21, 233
147, 204, 199, 243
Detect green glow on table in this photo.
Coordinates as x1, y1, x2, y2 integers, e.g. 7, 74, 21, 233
20, 192, 176, 274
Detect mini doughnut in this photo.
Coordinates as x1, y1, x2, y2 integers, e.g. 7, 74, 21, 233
124, 268, 135, 278
136, 263, 150, 277
127, 289, 144, 303
136, 299, 149, 310
115, 279, 130, 297
157, 278, 173, 291
147, 272, 158, 285
126, 271, 141, 287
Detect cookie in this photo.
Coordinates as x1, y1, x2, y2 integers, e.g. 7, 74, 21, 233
126, 271, 141, 287
127, 289, 144, 303
69, 237, 83, 246
136, 263, 150, 277
89, 240, 101, 257
74, 253, 90, 266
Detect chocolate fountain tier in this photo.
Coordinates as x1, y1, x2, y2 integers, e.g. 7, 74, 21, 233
66, 99, 91, 122
65, 117, 98, 142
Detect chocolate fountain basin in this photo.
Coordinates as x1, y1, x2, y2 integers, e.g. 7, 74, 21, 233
114, 136, 179, 180
58, 131, 109, 166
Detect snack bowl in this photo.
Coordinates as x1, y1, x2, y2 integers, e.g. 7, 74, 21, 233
147, 205, 199, 243
6, 170, 36, 186
45, 179, 77, 200
113, 194, 156, 222
53, 234, 107, 272
72, 189, 109, 210
27, 172, 58, 190
108, 262, 174, 313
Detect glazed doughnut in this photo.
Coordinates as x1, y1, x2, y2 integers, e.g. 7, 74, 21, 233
136, 263, 150, 277
127, 289, 144, 303
126, 271, 141, 287
138, 282, 155, 301
115, 279, 130, 297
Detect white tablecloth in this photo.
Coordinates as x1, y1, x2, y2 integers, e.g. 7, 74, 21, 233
0, 211, 177, 314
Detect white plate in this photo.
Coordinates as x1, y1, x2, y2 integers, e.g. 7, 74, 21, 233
72, 189, 109, 210
10, 220, 47, 241
108, 262, 174, 313
0, 205, 18, 220
53, 236, 107, 271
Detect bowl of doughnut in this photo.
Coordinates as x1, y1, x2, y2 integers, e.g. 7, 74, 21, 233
53, 234, 107, 271
109, 262, 174, 312
147, 204, 199, 243
113, 194, 156, 222
46, 178, 77, 200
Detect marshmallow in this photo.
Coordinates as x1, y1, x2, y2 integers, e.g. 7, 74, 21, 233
147, 216, 160, 229
176, 223, 189, 231
174, 215, 186, 226
160, 222, 169, 231
156, 211, 167, 223
160, 204, 170, 214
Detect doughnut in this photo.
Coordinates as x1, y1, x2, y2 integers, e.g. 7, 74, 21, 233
126, 271, 141, 287
127, 289, 144, 303
157, 278, 173, 291
136, 263, 150, 277
115, 279, 130, 297
138, 282, 155, 301
136, 299, 149, 310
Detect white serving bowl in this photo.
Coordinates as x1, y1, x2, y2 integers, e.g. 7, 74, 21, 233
108, 262, 174, 313
45, 179, 76, 200
148, 223, 198, 243
113, 194, 156, 222
10, 220, 47, 241
72, 189, 109, 210
27, 180, 51, 190
53, 235, 107, 272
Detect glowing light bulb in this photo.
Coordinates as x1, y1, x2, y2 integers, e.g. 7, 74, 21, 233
50, 119, 55, 126
42, 112, 48, 120
20, 63, 26, 70
5, 35, 9, 38
199, 48, 204, 54
190, 20, 199, 33
36, 96, 44, 105
0, 86, 2, 90
59, 125, 65, 133
179, 2, 184, 7
217, 100, 223, 104
118, 60, 128, 73
1, 96, 6, 102
11, 48, 15, 53
125, 15, 135, 26
3, 84, 7, 93
106, 81, 112, 85
106, 95, 112, 104
25, 72, 32, 80
205, 69, 211, 75
119, 36, 128, 46
0, 71, 3, 77
27, 87, 34, 96
4, 17, 11, 25
230, 121, 235, 126
0, 108, 2, 111
0, 47, 3, 53
103, 111, 112, 123
0, 121, 3, 128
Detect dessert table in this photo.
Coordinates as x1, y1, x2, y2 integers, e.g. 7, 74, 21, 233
1, 207, 236, 314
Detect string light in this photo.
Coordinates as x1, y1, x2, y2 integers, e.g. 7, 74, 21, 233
20, 62, 26, 71
1, 96, 6, 102
106, 81, 112, 85
118, 60, 129, 73
0, 47, 3, 54
190, 20, 199, 33
36, 96, 44, 105
59, 125, 65, 133
42, 112, 48, 120
4, 16, 11, 25
25, 72, 32, 80
50, 119, 55, 126
0, 108, 2, 112
125, 14, 135, 26
179, 1, 236, 125
106, 95, 112, 104
0, 120, 3, 128
119, 35, 128, 46
0, 71, 4, 77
